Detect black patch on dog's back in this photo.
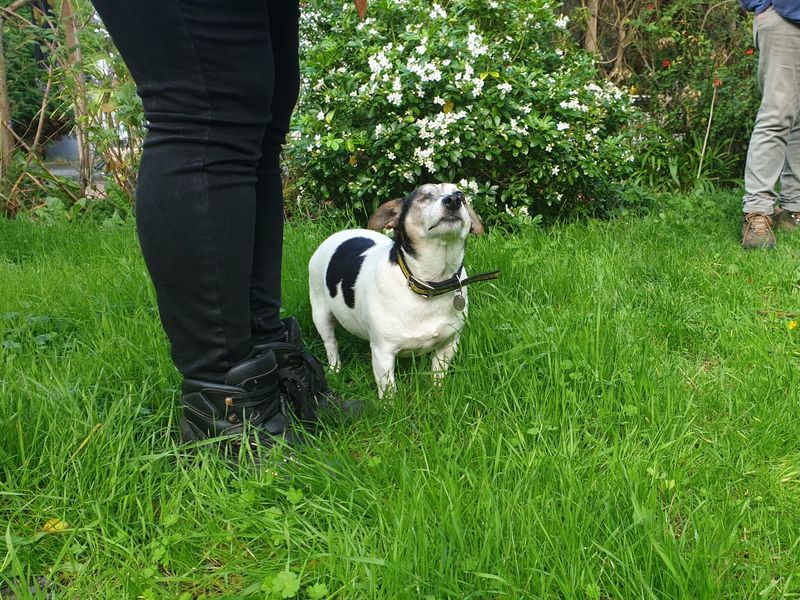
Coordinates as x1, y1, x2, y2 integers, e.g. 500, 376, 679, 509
326, 237, 376, 308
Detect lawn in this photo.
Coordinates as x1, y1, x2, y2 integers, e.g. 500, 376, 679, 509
1, 191, 799, 599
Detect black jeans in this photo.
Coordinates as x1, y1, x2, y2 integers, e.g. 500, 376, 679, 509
91, 0, 300, 382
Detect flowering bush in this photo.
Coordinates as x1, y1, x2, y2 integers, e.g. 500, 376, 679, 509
287, 0, 639, 223
623, 1, 759, 190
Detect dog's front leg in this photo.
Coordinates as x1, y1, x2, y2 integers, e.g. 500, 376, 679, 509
370, 344, 397, 399
432, 334, 460, 386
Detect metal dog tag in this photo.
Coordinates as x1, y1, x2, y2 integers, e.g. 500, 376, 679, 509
453, 293, 466, 312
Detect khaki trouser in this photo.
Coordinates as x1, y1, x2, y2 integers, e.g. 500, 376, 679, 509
743, 7, 800, 214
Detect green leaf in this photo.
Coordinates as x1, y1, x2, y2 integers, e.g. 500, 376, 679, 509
271, 570, 301, 599
306, 582, 329, 599
286, 487, 303, 505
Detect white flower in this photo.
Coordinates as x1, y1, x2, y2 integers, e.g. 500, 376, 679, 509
555, 14, 570, 29
559, 99, 589, 112
458, 179, 480, 194
510, 118, 529, 136
388, 92, 403, 105
316, 110, 325, 120
545, 144, 554, 152
413, 146, 437, 172
467, 31, 488, 56
585, 83, 604, 95
406, 56, 443, 82
489, 0, 499, 7
374, 124, 385, 137
434, 96, 445, 106
551, 165, 560, 175
429, 3, 447, 18
556, 122, 570, 131
497, 82, 513, 95
471, 77, 484, 96
368, 51, 391, 78
415, 109, 468, 141
387, 151, 396, 160
555, 49, 564, 58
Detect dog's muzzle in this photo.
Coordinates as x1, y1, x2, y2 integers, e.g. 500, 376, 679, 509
442, 192, 465, 211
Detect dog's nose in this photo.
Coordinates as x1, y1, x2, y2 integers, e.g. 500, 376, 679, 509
442, 192, 464, 210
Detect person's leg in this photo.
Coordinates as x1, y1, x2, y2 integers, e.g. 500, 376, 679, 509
89, 0, 308, 449
773, 121, 800, 231
779, 120, 800, 213
243, 4, 360, 424
250, 0, 301, 345
91, 0, 274, 382
742, 8, 800, 216
92, 1, 352, 437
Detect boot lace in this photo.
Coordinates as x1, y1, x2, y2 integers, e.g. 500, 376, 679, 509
276, 349, 332, 425
746, 213, 772, 234
224, 381, 283, 427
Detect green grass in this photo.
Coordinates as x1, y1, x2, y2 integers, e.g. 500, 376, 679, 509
2, 192, 800, 599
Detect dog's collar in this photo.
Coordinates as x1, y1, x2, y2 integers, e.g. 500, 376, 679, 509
396, 249, 500, 299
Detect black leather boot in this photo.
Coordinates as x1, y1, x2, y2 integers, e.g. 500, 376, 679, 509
256, 317, 362, 428
180, 350, 296, 453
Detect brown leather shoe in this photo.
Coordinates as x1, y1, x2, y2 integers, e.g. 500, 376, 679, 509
741, 213, 776, 250
773, 207, 800, 232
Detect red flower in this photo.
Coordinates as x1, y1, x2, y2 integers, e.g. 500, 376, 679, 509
713, 78, 722, 88
745, 47, 755, 55
662, 59, 672, 69
646, 3, 655, 9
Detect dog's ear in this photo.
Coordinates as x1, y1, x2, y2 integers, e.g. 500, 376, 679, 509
467, 205, 485, 235
368, 198, 403, 230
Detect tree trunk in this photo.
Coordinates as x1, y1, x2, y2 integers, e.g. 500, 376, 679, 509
609, 17, 632, 82
584, 0, 599, 54
59, 0, 91, 195
0, 16, 14, 180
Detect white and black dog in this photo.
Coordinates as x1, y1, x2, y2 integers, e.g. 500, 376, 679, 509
308, 183, 497, 398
